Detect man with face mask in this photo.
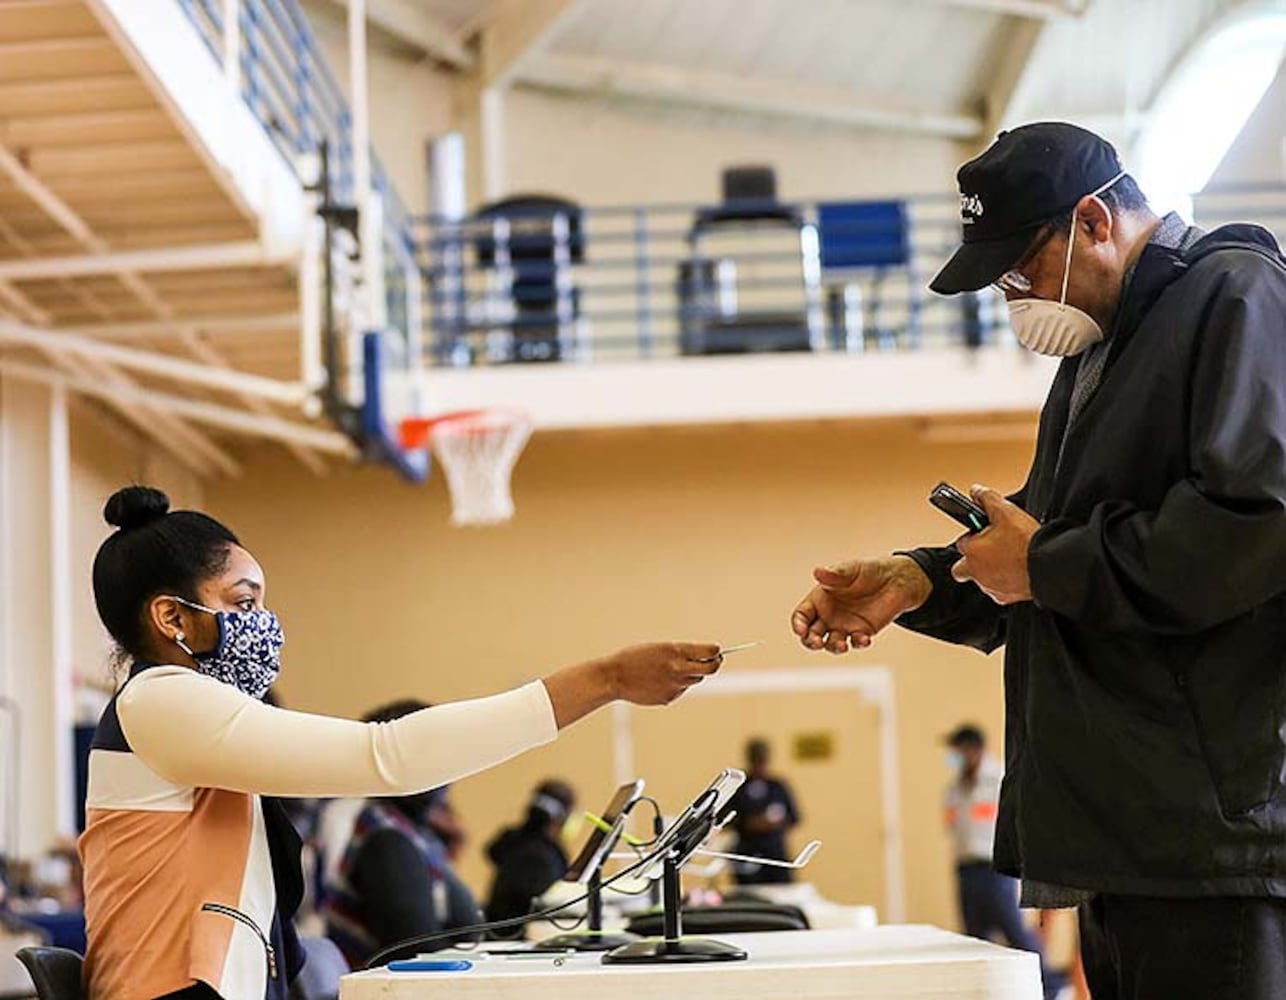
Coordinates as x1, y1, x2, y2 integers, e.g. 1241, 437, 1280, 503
791, 122, 1286, 998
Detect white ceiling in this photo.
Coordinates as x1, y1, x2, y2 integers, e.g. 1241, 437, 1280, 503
412, 0, 487, 33
316, 0, 1261, 149
547, 0, 1006, 114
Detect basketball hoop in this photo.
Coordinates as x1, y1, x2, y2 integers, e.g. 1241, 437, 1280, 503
399, 409, 532, 526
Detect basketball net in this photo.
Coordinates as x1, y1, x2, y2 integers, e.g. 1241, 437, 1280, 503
400, 410, 532, 526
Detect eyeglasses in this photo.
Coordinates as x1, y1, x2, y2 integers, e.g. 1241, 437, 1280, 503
993, 271, 1033, 295
992, 223, 1059, 295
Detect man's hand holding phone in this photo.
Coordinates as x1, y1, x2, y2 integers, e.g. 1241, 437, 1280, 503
948, 484, 1040, 605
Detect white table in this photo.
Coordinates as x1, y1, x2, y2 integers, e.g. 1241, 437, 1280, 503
738, 884, 880, 931
342, 926, 1042, 999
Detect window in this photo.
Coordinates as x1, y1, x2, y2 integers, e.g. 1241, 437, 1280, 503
1135, 7, 1286, 217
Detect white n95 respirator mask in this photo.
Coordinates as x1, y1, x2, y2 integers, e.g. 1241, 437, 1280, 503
1002, 171, 1122, 357
1007, 299, 1104, 357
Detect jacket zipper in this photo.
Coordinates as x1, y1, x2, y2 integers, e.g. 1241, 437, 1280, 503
200, 903, 277, 979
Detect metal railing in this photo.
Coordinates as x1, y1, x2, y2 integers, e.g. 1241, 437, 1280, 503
175, 0, 417, 316
176, 0, 424, 469
159, 3, 1286, 381
414, 183, 1286, 369
413, 194, 1011, 367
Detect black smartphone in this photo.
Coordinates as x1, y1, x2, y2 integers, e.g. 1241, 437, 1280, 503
639, 768, 746, 879
929, 481, 989, 533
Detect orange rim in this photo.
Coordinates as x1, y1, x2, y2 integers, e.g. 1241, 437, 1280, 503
398, 409, 528, 450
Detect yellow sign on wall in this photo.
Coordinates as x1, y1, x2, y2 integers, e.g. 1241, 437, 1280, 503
794, 731, 835, 762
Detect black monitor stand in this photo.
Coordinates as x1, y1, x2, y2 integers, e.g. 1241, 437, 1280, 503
601, 850, 747, 964
532, 870, 639, 952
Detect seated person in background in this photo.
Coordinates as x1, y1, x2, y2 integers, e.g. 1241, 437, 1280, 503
424, 784, 466, 863
311, 699, 462, 894
314, 796, 364, 909
484, 780, 576, 936
322, 699, 481, 966
728, 738, 800, 885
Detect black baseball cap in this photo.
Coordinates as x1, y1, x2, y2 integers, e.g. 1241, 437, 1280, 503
944, 724, 985, 748
930, 122, 1125, 295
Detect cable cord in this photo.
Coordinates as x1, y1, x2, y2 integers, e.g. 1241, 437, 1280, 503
363, 845, 665, 967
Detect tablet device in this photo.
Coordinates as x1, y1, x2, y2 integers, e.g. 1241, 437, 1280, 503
563, 779, 645, 883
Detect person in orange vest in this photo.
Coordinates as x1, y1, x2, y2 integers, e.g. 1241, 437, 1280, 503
945, 724, 1063, 999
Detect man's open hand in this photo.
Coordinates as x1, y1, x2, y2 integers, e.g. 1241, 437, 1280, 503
790, 556, 932, 654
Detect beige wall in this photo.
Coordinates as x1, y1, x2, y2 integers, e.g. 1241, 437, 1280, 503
296, 0, 1286, 219
291, 1, 1284, 232
69, 404, 206, 692
501, 88, 963, 205
209, 416, 1035, 929
296, 3, 964, 213
68, 410, 140, 698
300, 1, 455, 214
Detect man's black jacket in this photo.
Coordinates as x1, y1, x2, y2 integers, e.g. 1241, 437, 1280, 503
901, 224, 1286, 896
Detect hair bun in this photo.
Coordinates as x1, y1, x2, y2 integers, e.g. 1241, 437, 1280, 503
104, 486, 170, 531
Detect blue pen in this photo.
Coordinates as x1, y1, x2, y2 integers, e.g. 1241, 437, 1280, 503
387, 959, 473, 972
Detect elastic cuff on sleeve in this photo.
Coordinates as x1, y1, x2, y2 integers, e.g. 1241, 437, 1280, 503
892, 548, 951, 628
527, 680, 559, 743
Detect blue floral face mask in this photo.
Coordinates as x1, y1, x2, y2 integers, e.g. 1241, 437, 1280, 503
170, 596, 285, 700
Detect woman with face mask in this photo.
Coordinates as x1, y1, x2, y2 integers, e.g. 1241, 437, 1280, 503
80, 485, 722, 1000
